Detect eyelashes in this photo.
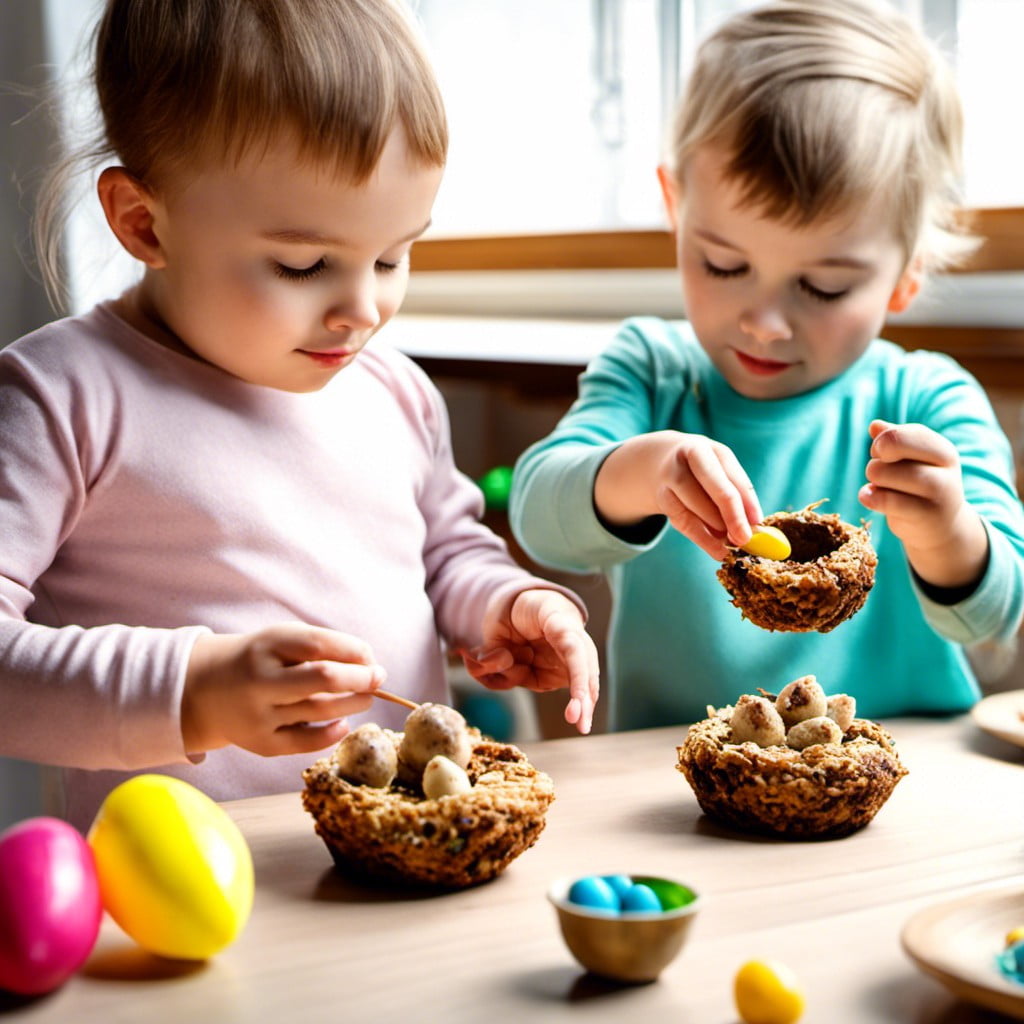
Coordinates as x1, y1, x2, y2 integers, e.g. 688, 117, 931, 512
273, 258, 327, 281
701, 259, 848, 303
702, 259, 744, 280
271, 258, 403, 282
797, 280, 847, 303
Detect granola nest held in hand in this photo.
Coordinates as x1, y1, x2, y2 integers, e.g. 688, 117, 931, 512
717, 502, 877, 633
676, 678, 907, 840
302, 717, 554, 889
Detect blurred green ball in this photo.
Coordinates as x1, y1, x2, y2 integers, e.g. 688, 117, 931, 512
477, 465, 514, 511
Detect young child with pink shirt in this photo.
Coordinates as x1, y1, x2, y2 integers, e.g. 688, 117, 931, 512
0, 0, 599, 829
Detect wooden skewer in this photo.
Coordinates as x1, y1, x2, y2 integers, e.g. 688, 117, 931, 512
373, 688, 420, 711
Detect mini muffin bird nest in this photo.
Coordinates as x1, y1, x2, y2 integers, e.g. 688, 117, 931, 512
717, 502, 877, 633
302, 725, 555, 889
676, 679, 906, 840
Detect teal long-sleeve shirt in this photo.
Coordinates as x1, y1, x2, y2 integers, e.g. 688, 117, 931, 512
510, 317, 1024, 729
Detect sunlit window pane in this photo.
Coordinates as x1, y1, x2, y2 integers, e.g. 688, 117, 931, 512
418, 0, 1018, 238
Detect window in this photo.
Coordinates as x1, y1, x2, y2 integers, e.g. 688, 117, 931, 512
33, 0, 1023, 312
418, 0, 1020, 237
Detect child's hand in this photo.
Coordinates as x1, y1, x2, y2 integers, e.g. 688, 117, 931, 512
182, 623, 386, 757
460, 589, 600, 735
595, 430, 762, 559
859, 419, 989, 589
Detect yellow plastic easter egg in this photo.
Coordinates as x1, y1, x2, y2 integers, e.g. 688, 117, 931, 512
88, 774, 254, 960
734, 959, 806, 1024
741, 526, 792, 561
1007, 926, 1024, 947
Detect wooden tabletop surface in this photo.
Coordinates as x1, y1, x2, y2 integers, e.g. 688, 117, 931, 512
4, 715, 1024, 1023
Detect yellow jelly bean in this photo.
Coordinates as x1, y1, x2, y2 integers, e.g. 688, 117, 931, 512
1007, 926, 1024, 947
734, 959, 806, 1024
88, 774, 254, 960
741, 526, 792, 560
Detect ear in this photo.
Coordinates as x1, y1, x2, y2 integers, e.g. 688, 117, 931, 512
887, 260, 923, 314
657, 163, 681, 234
97, 167, 166, 268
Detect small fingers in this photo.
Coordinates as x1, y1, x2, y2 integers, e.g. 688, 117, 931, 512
708, 443, 763, 536
275, 691, 375, 726
859, 482, 935, 521
563, 636, 600, 735
667, 442, 757, 547
540, 612, 599, 734
275, 658, 386, 703
684, 444, 756, 546
268, 623, 378, 669
265, 718, 351, 756
657, 486, 731, 559
868, 420, 958, 467
864, 459, 953, 503
460, 646, 515, 674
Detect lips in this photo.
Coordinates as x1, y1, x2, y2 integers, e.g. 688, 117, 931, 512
299, 347, 358, 368
734, 349, 792, 376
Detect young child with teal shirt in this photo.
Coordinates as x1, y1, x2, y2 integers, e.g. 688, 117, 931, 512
510, 0, 1024, 730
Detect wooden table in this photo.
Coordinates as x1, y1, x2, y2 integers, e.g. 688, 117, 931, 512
5, 717, 1024, 1022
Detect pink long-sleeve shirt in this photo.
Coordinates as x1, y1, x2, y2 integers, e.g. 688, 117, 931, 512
0, 303, 557, 830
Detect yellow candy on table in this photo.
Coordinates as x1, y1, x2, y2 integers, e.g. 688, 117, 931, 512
734, 958, 806, 1024
88, 774, 254, 960
741, 525, 792, 561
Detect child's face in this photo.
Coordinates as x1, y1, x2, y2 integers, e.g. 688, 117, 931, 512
662, 145, 916, 400
140, 129, 443, 393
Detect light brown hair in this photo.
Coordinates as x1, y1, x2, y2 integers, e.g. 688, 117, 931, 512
666, 0, 974, 269
36, 0, 448, 307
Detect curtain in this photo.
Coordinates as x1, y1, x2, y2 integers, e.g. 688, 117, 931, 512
0, 1, 61, 827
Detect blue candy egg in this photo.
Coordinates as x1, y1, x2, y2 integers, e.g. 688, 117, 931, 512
567, 876, 620, 912
602, 874, 634, 902
621, 882, 662, 913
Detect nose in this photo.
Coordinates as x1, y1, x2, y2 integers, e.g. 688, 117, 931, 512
324, 269, 380, 332
739, 301, 792, 345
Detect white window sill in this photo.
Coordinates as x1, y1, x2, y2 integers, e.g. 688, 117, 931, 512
402, 268, 1024, 326
392, 269, 1024, 366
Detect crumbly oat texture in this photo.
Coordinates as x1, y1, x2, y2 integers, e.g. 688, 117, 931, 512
717, 504, 878, 633
677, 705, 907, 839
302, 729, 555, 888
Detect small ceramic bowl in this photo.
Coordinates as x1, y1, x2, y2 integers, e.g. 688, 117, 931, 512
547, 874, 702, 983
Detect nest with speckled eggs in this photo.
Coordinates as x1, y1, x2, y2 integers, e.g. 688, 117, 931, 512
717, 503, 877, 633
302, 728, 554, 889
676, 688, 907, 840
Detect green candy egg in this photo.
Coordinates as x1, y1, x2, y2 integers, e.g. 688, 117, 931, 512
633, 876, 697, 911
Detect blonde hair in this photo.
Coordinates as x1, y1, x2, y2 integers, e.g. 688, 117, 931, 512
35, 0, 447, 308
666, 0, 975, 269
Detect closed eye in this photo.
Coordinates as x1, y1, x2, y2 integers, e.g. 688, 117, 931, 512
703, 258, 747, 279
799, 279, 847, 302
273, 258, 327, 281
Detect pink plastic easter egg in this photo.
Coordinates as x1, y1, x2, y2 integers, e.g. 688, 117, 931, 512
0, 817, 102, 996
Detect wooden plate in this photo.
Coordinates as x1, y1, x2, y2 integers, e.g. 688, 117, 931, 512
901, 885, 1024, 1019
971, 690, 1024, 748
